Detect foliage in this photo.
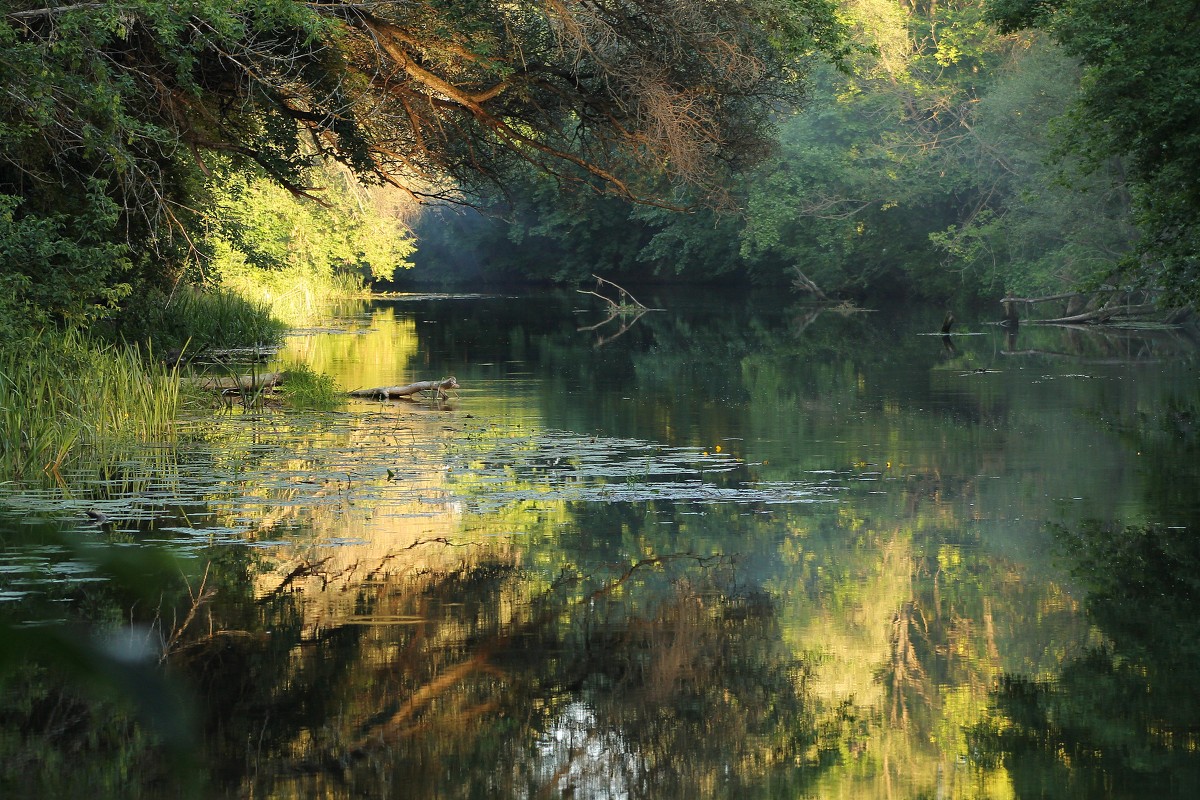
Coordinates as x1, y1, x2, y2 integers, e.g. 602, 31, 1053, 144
0, 0, 848, 327
929, 36, 1135, 298
987, 0, 1200, 307
0, 329, 180, 484
279, 363, 343, 410
0, 191, 132, 335
405, 0, 1193, 309
407, 0, 1027, 300
114, 285, 287, 354
741, 0, 990, 292
206, 162, 417, 287
409, 174, 659, 285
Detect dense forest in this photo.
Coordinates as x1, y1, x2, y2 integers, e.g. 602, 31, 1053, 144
409, 0, 1199, 310
0, 0, 1197, 339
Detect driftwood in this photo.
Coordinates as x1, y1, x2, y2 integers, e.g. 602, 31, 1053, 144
577, 275, 660, 346
184, 372, 282, 392
577, 274, 648, 311
999, 289, 1189, 326
1032, 303, 1161, 325
348, 377, 459, 400
184, 373, 461, 402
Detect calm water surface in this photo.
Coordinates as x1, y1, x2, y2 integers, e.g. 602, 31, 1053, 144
4, 290, 1200, 798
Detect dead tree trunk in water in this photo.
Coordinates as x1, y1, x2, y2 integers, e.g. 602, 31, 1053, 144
1001, 301, 1019, 328
1000, 289, 1187, 325
790, 267, 829, 301
348, 377, 459, 400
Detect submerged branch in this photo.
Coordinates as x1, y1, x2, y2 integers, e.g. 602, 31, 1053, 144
578, 275, 649, 311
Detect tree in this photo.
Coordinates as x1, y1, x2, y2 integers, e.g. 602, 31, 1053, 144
0, 0, 847, 329
987, 0, 1200, 307
739, 0, 1023, 299
412, 0, 1031, 297
930, 36, 1137, 299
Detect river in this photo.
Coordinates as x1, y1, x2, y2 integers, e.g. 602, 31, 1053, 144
3, 290, 1199, 798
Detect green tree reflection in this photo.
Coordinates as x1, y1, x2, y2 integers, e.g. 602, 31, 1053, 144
971, 518, 1200, 798
177, 548, 843, 798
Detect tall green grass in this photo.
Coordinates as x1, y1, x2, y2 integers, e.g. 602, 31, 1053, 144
218, 262, 368, 327
0, 329, 180, 484
116, 285, 288, 353
279, 363, 343, 410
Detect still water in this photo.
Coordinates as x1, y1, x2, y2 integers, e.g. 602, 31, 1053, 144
4, 290, 1200, 798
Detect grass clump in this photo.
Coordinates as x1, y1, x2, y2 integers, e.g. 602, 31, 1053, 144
113, 285, 287, 354
217, 261, 368, 327
0, 329, 180, 484
279, 363, 343, 410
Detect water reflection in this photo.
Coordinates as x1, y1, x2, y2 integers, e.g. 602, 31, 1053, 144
1, 293, 1199, 798
972, 519, 1200, 797
175, 548, 834, 799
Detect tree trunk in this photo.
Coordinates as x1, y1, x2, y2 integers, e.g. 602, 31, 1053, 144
348, 377, 459, 400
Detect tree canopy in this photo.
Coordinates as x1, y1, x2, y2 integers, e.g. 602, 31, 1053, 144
3, 0, 1196, 323
404, 0, 1199, 312
986, 0, 1200, 307
0, 0, 846, 329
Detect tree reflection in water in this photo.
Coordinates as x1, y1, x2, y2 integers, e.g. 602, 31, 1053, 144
5, 299, 1200, 798
966, 393, 1200, 798
177, 548, 840, 798
969, 519, 1200, 799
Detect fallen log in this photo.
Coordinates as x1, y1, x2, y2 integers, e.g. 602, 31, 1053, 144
998, 289, 1188, 326
348, 377, 459, 400
183, 372, 283, 392
1026, 303, 1161, 325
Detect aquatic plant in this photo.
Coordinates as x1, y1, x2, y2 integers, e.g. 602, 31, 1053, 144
0, 329, 181, 484
279, 363, 344, 410
116, 285, 287, 353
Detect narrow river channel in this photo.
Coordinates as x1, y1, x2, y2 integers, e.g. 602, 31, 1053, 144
4, 290, 1199, 798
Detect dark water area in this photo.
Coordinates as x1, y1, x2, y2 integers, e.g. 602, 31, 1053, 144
3, 290, 1200, 798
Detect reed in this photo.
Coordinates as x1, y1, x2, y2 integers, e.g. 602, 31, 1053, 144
0, 329, 181, 484
219, 264, 367, 327
279, 363, 343, 410
114, 284, 287, 354
164, 286, 287, 350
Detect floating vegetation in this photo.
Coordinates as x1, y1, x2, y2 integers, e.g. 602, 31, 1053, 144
0, 407, 849, 593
